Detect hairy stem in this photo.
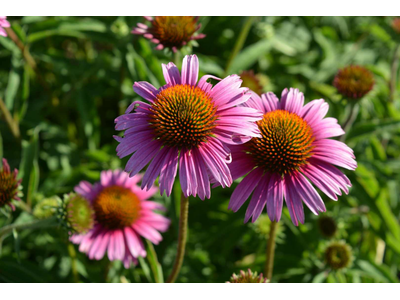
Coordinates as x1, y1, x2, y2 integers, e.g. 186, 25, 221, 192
0, 97, 20, 142
264, 221, 278, 281
166, 191, 189, 283
339, 102, 359, 142
0, 217, 58, 239
68, 243, 79, 283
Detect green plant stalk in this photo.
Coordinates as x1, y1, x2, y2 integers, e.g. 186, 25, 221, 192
0, 97, 21, 142
340, 102, 359, 142
166, 191, 189, 283
389, 44, 400, 103
147, 240, 163, 283
225, 16, 257, 75
264, 221, 278, 281
68, 243, 79, 283
0, 217, 58, 239
5, 27, 57, 104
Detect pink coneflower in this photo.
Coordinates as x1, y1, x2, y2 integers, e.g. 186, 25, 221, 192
70, 170, 170, 268
115, 54, 262, 199
132, 16, 205, 52
0, 158, 21, 210
0, 16, 10, 37
228, 89, 357, 225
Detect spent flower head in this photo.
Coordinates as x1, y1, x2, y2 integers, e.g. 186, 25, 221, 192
325, 240, 353, 270
132, 16, 205, 52
227, 269, 268, 283
0, 158, 22, 211
318, 215, 337, 238
392, 18, 400, 34
333, 65, 374, 100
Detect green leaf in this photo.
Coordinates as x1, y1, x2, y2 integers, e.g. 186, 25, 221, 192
346, 119, 400, 142
227, 39, 272, 74
356, 260, 398, 283
19, 128, 40, 205
138, 256, 153, 283
0, 257, 56, 283
5, 68, 20, 110
146, 240, 164, 283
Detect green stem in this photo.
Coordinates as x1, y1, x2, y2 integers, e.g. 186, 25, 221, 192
389, 44, 400, 103
0, 97, 21, 142
264, 221, 278, 281
68, 243, 79, 283
224, 16, 257, 75
0, 217, 57, 239
174, 50, 181, 67
166, 191, 189, 283
147, 240, 163, 283
339, 102, 359, 142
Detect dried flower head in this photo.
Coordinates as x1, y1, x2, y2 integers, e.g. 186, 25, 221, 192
392, 18, 400, 34
318, 215, 337, 238
333, 65, 374, 100
227, 269, 268, 283
0, 158, 22, 210
132, 16, 205, 52
325, 240, 353, 270
240, 70, 264, 96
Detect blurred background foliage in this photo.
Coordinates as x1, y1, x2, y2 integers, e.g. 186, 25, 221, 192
1, 16, 400, 283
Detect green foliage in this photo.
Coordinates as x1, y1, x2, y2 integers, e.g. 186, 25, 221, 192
1, 16, 400, 283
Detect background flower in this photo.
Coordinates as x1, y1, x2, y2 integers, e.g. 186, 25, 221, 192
132, 16, 205, 52
70, 170, 170, 268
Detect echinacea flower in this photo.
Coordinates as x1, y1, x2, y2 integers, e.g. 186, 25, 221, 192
132, 16, 205, 52
0, 158, 22, 210
70, 170, 170, 268
325, 240, 353, 270
239, 70, 264, 96
228, 89, 357, 225
333, 65, 374, 100
115, 54, 262, 199
227, 269, 268, 283
0, 16, 10, 37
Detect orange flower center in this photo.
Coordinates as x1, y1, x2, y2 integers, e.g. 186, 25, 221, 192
93, 186, 141, 229
150, 16, 198, 48
149, 84, 218, 149
246, 110, 314, 175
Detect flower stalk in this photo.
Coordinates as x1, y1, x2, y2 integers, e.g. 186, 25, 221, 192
0, 97, 21, 142
264, 221, 278, 281
167, 191, 189, 283
225, 16, 256, 75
